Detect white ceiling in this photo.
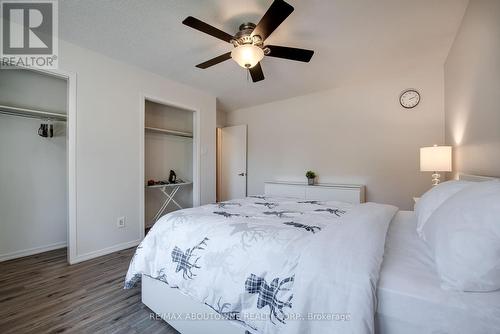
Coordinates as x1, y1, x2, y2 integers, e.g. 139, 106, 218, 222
59, 0, 468, 111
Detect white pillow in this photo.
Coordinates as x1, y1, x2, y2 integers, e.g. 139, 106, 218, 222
415, 180, 473, 238
422, 180, 500, 292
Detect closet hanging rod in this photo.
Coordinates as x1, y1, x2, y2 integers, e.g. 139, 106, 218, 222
0, 104, 67, 121
145, 126, 193, 138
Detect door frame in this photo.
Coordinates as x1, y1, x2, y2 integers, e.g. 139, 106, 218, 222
217, 124, 248, 201
16, 66, 78, 264
216, 127, 222, 202
139, 95, 201, 237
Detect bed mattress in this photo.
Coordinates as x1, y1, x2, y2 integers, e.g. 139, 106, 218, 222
376, 211, 500, 334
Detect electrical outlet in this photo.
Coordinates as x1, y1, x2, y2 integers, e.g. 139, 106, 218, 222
117, 216, 126, 228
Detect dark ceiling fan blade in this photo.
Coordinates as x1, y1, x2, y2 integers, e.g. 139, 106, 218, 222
182, 16, 233, 43
249, 62, 265, 82
195, 52, 232, 69
251, 0, 294, 41
266, 45, 314, 62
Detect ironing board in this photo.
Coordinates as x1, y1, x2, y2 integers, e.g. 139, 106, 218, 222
146, 181, 192, 224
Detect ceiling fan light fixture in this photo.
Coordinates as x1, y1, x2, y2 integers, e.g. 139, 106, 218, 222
231, 44, 264, 69
183, 0, 313, 82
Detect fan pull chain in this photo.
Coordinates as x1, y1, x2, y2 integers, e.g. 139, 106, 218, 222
247, 69, 249, 82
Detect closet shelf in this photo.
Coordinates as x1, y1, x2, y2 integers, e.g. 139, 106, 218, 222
0, 104, 67, 121
145, 126, 193, 138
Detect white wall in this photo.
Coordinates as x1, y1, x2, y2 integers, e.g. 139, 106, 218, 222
226, 66, 445, 210
145, 101, 193, 226
58, 40, 216, 262
0, 69, 67, 113
216, 109, 227, 128
445, 0, 500, 178
0, 70, 67, 261
0, 116, 67, 260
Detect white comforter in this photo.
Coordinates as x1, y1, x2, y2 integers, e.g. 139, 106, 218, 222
125, 196, 397, 334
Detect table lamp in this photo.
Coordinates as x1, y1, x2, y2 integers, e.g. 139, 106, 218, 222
420, 145, 452, 186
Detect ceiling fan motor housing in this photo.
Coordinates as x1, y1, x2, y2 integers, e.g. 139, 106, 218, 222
231, 22, 268, 55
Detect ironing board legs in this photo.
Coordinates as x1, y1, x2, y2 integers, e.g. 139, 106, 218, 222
160, 186, 183, 210
151, 185, 182, 223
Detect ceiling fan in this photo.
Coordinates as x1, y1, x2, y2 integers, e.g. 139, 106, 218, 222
182, 0, 314, 83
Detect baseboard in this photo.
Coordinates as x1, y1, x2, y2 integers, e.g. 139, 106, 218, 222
70, 239, 141, 264
0, 241, 67, 262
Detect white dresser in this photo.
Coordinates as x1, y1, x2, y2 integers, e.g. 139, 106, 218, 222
264, 181, 366, 204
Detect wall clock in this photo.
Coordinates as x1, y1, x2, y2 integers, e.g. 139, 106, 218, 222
400, 89, 420, 109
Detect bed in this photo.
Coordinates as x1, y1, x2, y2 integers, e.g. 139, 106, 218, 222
125, 176, 500, 334
376, 211, 500, 334
126, 183, 397, 334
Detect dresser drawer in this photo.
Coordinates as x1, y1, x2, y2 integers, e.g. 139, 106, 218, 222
306, 186, 363, 203
264, 182, 365, 204
264, 183, 306, 199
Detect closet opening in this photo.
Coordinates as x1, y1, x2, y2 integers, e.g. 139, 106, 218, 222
0, 66, 73, 263
141, 98, 198, 233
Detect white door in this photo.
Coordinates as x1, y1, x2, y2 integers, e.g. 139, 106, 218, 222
220, 125, 247, 201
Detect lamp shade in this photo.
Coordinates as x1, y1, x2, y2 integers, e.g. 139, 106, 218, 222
231, 44, 264, 69
420, 146, 452, 172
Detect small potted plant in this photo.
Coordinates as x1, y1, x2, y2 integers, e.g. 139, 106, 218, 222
305, 171, 316, 185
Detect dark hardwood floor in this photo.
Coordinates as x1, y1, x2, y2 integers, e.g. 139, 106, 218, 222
0, 248, 178, 334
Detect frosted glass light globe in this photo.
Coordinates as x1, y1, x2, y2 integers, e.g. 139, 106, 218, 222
231, 44, 264, 68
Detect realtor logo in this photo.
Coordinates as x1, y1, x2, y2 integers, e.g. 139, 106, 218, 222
1, 0, 58, 69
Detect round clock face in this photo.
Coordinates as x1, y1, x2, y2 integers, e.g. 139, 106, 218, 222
400, 89, 420, 108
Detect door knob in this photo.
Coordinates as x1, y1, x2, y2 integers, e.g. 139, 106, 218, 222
238, 172, 246, 176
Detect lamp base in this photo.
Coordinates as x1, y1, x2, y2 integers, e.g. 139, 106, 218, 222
431, 172, 441, 186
